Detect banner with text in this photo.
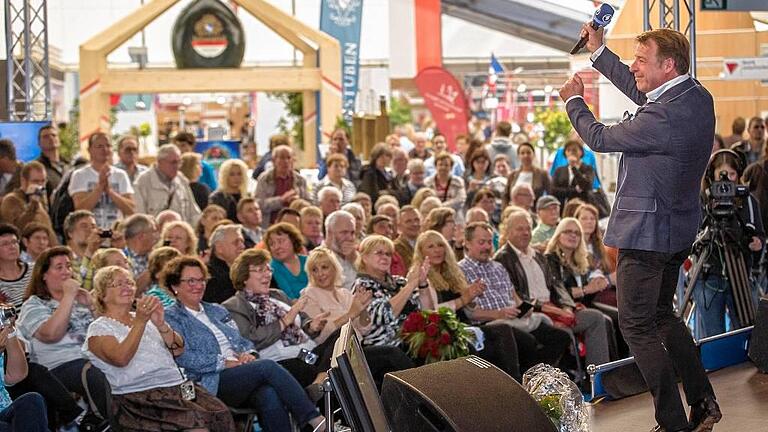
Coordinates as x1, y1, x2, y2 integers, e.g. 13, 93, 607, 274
414, 67, 470, 152
320, 0, 364, 124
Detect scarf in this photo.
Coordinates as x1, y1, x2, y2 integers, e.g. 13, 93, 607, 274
243, 291, 307, 346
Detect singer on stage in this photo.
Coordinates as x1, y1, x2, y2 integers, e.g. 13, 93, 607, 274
559, 27, 721, 432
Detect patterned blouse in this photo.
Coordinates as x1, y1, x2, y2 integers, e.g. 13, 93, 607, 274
352, 273, 420, 347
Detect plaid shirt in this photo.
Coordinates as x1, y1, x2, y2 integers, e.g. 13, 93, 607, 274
458, 256, 515, 311
123, 247, 148, 279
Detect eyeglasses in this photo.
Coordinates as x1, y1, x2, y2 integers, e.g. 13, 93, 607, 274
562, 229, 582, 237
754, 125, 766, 129
0, 240, 19, 248
372, 250, 392, 257
111, 280, 136, 289
180, 278, 207, 286
122, 147, 139, 153
249, 266, 273, 274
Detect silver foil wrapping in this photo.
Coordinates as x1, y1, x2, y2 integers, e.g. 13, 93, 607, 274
522, 363, 590, 432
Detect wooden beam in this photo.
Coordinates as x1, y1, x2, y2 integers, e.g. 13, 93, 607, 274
235, 0, 316, 55
99, 68, 322, 93
80, 0, 180, 57
234, 0, 339, 48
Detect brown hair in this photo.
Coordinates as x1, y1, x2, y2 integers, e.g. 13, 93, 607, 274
25, 246, 73, 300
148, 246, 182, 284
229, 248, 272, 291
424, 207, 456, 232
636, 29, 690, 75
325, 153, 348, 169
264, 222, 305, 255
160, 256, 210, 293
21, 161, 45, 180
434, 151, 454, 167
563, 198, 586, 218
180, 152, 202, 180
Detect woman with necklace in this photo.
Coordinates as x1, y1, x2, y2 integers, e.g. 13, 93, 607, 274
85, 265, 234, 431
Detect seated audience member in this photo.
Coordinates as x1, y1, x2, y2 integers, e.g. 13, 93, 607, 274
290, 199, 312, 214
20, 223, 53, 266
180, 152, 211, 212
196, 204, 227, 254
0, 225, 33, 308
122, 213, 158, 293
62, 211, 101, 283
312, 153, 356, 205
463, 149, 493, 206
408, 133, 432, 160
391, 147, 409, 190
425, 152, 467, 220
562, 197, 586, 219
264, 223, 309, 300
237, 197, 265, 248
424, 134, 465, 177
254, 145, 309, 227
419, 197, 443, 225
274, 208, 301, 231
210, 159, 250, 223
466, 207, 500, 250
318, 128, 361, 185
323, 210, 359, 290
342, 202, 367, 241
204, 224, 246, 304
114, 135, 148, 183
457, 224, 571, 374
69, 132, 135, 229
394, 206, 421, 270
317, 187, 342, 221
552, 141, 595, 207
506, 183, 537, 215
368, 215, 405, 276
373, 194, 399, 214
133, 144, 201, 224
107, 220, 126, 250
251, 134, 290, 182
163, 256, 327, 431
471, 188, 500, 228
410, 186, 436, 211
395, 158, 427, 206
351, 192, 373, 220
173, 132, 217, 190
359, 143, 394, 205
17, 246, 110, 417
156, 209, 181, 233
575, 203, 617, 306
161, 220, 198, 255
376, 201, 399, 227
531, 196, 561, 248
424, 207, 465, 261
300, 206, 324, 251
353, 235, 435, 347
82, 248, 130, 290
0, 161, 50, 230
0, 139, 22, 198
224, 249, 333, 388
85, 265, 234, 431
506, 142, 550, 202
145, 246, 182, 308
542, 219, 612, 366
492, 154, 511, 180
0, 320, 49, 431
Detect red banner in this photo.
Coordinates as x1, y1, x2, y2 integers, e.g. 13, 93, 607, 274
414, 67, 470, 152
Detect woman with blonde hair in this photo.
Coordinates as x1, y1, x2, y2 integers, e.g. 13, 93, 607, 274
353, 235, 434, 347
544, 218, 613, 366
144, 246, 182, 307
195, 204, 227, 253
180, 152, 211, 211
160, 220, 198, 256
410, 187, 436, 211
82, 248, 130, 291
210, 159, 250, 222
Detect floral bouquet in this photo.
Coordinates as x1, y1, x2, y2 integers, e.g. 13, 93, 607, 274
399, 307, 475, 364
522, 363, 590, 432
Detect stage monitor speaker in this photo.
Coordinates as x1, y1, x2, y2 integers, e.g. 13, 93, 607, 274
749, 297, 768, 373
381, 356, 557, 432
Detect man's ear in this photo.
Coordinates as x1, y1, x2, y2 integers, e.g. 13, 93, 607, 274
664, 57, 677, 74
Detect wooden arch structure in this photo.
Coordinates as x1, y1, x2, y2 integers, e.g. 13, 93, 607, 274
78, 0, 342, 167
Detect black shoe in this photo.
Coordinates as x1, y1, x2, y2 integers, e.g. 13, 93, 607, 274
689, 396, 722, 432
650, 425, 690, 432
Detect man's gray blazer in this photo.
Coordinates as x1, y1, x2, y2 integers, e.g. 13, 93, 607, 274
566, 48, 714, 253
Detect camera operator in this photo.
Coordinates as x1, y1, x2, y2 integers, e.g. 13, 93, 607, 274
0, 162, 51, 231
694, 149, 764, 339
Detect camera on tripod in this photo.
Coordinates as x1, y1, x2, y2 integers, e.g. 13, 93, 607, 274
706, 171, 749, 218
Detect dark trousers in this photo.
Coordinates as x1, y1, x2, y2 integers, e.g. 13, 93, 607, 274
6, 362, 82, 429
617, 248, 714, 430
0, 392, 48, 432
51, 358, 110, 418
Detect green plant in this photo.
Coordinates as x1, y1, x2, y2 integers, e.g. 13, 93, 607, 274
534, 108, 572, 152
269, 92, 303, 149
388, 96, 412, 127
334, 115, 351, 138
58, 99, 80, 161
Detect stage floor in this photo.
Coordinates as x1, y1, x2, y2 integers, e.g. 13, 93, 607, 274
590, 362, 768, 431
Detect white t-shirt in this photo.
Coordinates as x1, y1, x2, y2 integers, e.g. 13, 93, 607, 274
83, 316, 184, 395
185, 306, 237, 360
68, 165, 134, 229
514, 171, 534, 187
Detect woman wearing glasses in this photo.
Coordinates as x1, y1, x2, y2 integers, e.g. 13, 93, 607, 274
163, 256, 326, 432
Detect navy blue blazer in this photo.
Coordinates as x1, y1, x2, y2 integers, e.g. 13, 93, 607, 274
566, 48, 714, 253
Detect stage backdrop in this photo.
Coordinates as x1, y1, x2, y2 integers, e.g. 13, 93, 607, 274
0, 121, 50, 162
414, 67, 470, 152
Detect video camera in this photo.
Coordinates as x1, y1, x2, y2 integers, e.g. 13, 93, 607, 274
706, 171, 749, 219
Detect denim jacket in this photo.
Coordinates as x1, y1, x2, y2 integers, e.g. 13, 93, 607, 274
165, 301, 254, 395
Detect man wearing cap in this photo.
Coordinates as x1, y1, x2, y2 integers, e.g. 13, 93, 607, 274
531, 196, 561, 247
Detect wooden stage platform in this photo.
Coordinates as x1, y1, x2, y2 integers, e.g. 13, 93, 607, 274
590, 362, 768, 431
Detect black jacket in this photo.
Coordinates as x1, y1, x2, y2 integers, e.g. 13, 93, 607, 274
204, 254, 235, 304
545, 252, 591, 306
358, 165, 394, 204
551, 164, 594, 206
493, 242, 575, 309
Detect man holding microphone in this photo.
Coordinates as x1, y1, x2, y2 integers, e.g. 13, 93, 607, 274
559, 24, 720, 432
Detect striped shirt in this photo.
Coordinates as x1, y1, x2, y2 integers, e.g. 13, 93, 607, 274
0, 262, 32, 309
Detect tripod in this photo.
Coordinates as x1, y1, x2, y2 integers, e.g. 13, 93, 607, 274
679, 217, 756, 331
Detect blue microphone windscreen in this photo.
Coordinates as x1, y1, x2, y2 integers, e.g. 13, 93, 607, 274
593, 4, 615, 27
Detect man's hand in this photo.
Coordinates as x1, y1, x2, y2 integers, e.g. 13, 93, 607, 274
749, 236, 762, 252
559, 74, 585, 102
580, 22, 604, 53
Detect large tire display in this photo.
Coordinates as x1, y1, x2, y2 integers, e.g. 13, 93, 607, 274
172, 0, 245, 69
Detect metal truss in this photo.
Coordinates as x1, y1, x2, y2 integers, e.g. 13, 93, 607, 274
4, 0, 51, 121
643, 0, 698, 77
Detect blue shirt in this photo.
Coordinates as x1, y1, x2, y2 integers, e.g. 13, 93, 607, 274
549, 146, 601, 189
199, 160, 218, 191
270, 255, 308, 300
0, 354, 12, 411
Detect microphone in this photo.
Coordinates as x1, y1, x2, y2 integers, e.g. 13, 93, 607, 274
570, 3, 615, 55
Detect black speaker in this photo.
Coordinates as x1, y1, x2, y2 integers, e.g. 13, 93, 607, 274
381, 356, 557, 432
749, 297, 768, 373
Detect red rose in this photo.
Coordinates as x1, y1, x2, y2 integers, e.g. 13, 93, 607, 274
430, 345, 440, 358
440, 332, 452, 345
428, 313, 440, 324
418, 344, 430, 358
425, 323, 439, 337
